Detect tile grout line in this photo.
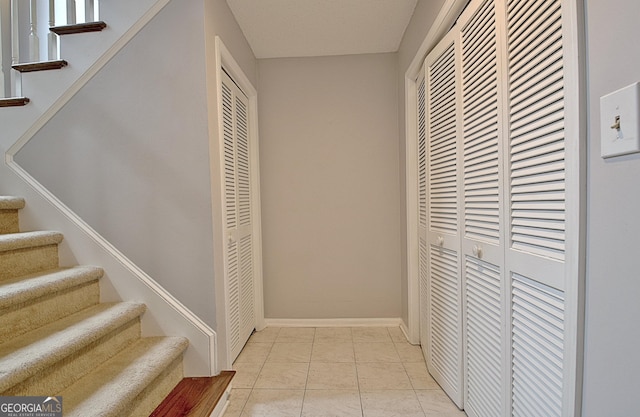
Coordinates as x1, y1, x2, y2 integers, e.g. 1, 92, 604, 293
353, 329, 365, 417
237, 327, 281, 416
299, 329, 316, 417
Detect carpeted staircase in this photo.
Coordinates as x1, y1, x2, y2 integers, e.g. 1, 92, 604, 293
0, 196, 189, 416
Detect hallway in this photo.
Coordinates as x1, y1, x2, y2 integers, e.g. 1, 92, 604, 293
226, 327, 465, 417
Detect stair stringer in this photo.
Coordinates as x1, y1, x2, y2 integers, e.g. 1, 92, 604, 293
0, 0, 218, 377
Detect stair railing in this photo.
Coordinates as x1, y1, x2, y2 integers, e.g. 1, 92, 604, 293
0, 0, 98, 98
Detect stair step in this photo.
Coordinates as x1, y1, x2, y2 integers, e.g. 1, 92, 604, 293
0, 97, 30, 107
0, 302, 146, 394
12, 60, 68, 73
0, 231, 64, 280
0, 197, 25, 210
0, 266, 103, 340
50, 21, 107, 35
0, 197, 25, 235
0, 231, 64, 252
62, 336, 189, 417
150, 372, 236, 417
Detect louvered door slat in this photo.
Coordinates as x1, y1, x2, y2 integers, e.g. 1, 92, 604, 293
227, 239, 240, 357
222, 83, 237, 230
419, 75, 428, 230
239, 234, 254, 342
429, 247, 461, 392
508, 0, 566, 262
429, 43, 459, 236
465, 256, 501, 417
236, 96, 251, 227
463, 0, 499, 247
511, 272, 565, 417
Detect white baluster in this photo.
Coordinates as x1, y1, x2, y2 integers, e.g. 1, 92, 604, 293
85, 0, 94, 23
66, 0, 76, 25
28, 0, 39, 62
48, 0, 57, 59
10, 0, 19, 96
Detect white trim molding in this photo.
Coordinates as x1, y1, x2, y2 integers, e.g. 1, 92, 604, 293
264, 318, 403, 328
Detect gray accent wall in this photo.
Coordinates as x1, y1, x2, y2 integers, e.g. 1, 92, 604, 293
583, 0, 640, 415
258, 53, 402, 319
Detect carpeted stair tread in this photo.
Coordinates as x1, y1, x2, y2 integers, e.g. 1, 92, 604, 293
0, 302, 146, 393
0, 266, 103, 309
0, 231, 63, 252
0, 197, 25, 210
62, 336, 189, 417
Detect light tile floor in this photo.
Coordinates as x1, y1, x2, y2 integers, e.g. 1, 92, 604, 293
226, 327, 467, 417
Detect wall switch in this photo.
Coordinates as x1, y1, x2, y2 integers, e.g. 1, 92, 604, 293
601, 82, 640, 158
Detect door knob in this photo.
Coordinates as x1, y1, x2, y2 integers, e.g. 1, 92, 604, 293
473, 244, 483, 258
437, 236, 444, 247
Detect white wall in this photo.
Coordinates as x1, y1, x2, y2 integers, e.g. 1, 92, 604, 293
396, 0, 447, 326
204, 0, 257, 88
582, 0, 640, 415
258, 53, 401, 319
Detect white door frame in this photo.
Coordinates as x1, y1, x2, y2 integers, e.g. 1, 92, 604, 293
211, 36, 264, 371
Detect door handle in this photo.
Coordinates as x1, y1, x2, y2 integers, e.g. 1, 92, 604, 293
472, 244, 483, 259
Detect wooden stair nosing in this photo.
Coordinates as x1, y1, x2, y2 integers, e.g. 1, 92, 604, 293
150, 371, 236, 417
12, 60, 68, 73
50, 21, 107, 35
0, 97, 30, 107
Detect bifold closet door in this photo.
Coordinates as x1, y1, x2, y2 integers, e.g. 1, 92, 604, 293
458, 0, 508, 416
424, 29, 464, 409
419, 0, 583, 415
505, 0, 578, 415
221, 70, 255, 363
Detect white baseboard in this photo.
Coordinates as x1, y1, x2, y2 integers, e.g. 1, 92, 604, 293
263, 318, 403, 328
400, 321, 419, 345
210, 385, 231, 417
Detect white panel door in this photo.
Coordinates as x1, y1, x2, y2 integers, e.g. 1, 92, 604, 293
221, 70, 255, 363
424, 29, 464, 409
458, 1, 508, 416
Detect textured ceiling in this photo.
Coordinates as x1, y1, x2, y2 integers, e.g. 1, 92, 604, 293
226, 0, 419, 59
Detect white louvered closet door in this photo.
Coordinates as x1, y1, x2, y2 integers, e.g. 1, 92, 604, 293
505, 0, 579, 415
424, 29, 464, 409
221, 70, 255, 363
418, 0, 583, 415
458, 0, 508, 416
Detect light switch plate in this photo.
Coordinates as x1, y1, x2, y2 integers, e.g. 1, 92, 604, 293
600, 82, 640, 158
